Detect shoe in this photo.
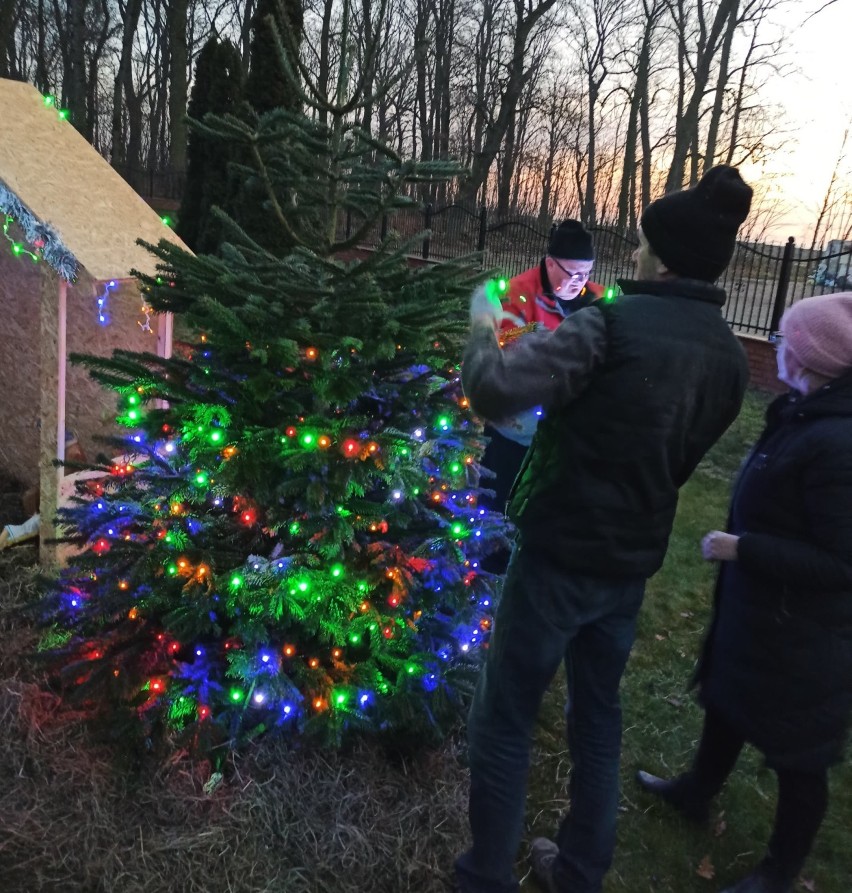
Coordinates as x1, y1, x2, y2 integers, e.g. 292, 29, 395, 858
0, 514, 40, 551
720, 865, 792, 893
635, 769, 710, 823
528, 837, 559, 893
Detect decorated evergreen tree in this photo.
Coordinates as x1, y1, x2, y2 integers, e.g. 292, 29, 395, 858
42, 3, 511, 755
176, 36, 244, 254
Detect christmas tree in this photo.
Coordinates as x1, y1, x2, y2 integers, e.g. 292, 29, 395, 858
42, 2, 510, 754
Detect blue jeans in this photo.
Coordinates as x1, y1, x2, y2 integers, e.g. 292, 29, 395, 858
454, 544, 646, 893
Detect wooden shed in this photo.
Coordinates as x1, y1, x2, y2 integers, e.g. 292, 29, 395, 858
0, 78, 189, 564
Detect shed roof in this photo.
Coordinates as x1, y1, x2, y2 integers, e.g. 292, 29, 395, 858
0, 78, 188, 281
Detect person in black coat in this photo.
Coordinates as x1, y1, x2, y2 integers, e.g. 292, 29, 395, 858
638, 291, 852, 893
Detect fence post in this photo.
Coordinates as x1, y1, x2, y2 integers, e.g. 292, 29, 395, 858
422, 202, 433, 260
769, 236, 796, 335
477, 204, 488, 252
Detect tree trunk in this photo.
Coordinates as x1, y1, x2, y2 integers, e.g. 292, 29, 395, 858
168, 0, 189, 179
86, 0, 111, 143
496, 107, 516, 217
584, 73, 599, 226
0, 0, 15, 78
317, 0, 334, 121
704, 0, 738, 173
112, 0, 144, 171
66, 0, 88, 133
35, 0, 49, 93
725, 25, 757, 164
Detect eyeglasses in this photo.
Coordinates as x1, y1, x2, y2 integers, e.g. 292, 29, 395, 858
550, 257, 592, 282
769, 331, 784, 345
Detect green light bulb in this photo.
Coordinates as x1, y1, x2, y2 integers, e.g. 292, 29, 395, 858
334, 691, 347, 706
437, 416, 450, 428
127, 394, 139, 406
330, 564, 344, 578
195, 472, 208, 486
298, 580, 309, 592
167, 564, 177, 575
127, 409, 138, 421
231, 574, 243, 588
230, 688, 243, 702
289, 522, 300, 535
210, 430, 222, 444
450, 462, 461, 473
349, 633, 361, 644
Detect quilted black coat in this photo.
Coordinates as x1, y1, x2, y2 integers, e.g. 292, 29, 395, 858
697, 371, 852, 770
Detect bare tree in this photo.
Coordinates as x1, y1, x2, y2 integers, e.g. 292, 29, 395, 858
0, 0, 16, 76
457, 0, 559, 204
663, 0, 739, 192
168, 0, 189, 176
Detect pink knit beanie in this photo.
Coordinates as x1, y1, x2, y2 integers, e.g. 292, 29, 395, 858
780, 292, 852, 380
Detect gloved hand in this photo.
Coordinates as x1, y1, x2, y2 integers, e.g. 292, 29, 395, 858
491, 406, 543, 446
469, 283, 503, 329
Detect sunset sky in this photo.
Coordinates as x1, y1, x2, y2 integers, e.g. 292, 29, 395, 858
758, 0, 851, 243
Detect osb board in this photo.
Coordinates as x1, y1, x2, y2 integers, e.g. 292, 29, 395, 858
0, 78, 189, 280
0, 256, 164, 488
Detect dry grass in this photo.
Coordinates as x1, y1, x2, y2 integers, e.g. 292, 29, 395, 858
0, 618, 469, 893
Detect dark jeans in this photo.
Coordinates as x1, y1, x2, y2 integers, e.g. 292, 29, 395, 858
454, 544, 646, 893
684, 706, 829, 882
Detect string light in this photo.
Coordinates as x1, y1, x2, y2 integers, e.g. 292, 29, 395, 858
95, 280, 118, 326
2, 214, 39, 263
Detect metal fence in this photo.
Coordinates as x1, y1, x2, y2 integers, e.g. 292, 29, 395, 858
347, 202, 852, 339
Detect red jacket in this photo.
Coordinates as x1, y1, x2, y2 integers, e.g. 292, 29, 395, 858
499, 262, 603, 332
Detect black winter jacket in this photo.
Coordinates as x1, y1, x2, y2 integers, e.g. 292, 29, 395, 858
506, 279, 748, 577
697, 372, 852, 770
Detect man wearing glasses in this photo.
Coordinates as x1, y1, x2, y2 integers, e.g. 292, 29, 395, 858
478, 221, 603, 569
501, 220, 603, 332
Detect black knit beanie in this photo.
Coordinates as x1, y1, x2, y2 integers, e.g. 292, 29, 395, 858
548, 219, 595, 260
640, 165, 753, 281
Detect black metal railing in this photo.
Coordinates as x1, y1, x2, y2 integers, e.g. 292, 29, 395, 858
349, 201, 852, 340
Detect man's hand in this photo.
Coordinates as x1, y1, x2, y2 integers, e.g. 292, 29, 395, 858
701, 530, 740, 562
469, 283, 503, 330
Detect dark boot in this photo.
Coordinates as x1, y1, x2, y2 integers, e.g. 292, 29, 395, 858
527, 837, 559, 893
720, 863, 793, 893
635, 770, 711, 823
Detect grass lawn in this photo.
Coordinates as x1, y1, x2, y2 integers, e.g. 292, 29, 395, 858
0, 388, 849, 892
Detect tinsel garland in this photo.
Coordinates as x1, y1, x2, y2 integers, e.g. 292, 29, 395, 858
0, 179, 79, 281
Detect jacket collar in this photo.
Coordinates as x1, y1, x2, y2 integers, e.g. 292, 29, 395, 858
775, 369, 852, 421
617, 277, 727, 307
